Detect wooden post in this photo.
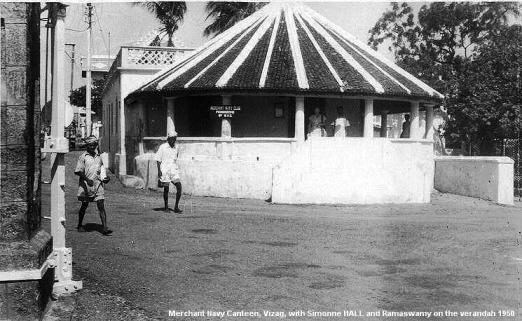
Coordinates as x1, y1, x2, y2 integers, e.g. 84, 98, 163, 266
380, 110, 388, 138
410, 101, 420, 139
166, 97, 176, 135
424, 104, 434, 140
364, 99, 374, 138
295, 96, 305, 142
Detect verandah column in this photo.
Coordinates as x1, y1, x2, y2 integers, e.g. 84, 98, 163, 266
221, 95, 232, 137
363, 99, 374, 138
380, 110, 388, 138
221, 95, 232, 159
295, 96, 305, 142
410, 101, 420, 139
424, 104, 434, 140
166, 97, 176, 135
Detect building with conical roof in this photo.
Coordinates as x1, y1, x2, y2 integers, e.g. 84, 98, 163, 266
112, 2, 443, 204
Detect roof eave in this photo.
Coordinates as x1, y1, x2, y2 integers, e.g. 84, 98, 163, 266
125, 87, 443, 105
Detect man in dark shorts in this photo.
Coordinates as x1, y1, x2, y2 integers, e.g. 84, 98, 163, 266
75, 135, 112, 235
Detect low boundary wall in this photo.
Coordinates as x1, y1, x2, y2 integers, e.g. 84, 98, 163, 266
272, 138, 434, 204
133, 154, 273, 199
434, 156, 514, 205
132, 138, 435, 204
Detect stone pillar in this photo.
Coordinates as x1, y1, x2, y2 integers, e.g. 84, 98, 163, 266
380, 110, 388, 138
295, 96, 305, 142
166, 97, 176, 136
221, 95, 232, 137
0, 3, 53, 318
425, 104, 434, 140
363, 99, 374, 138
410, 101, 420, 139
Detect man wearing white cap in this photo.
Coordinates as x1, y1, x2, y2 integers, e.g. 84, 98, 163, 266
75, 135, 112, 235
155, 131, 183, 213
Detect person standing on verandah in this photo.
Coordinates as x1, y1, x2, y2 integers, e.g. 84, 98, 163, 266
331, 106, 350, 137
156, 132, 183, 213
308, 107, 327, 138
400, 114, 411, 138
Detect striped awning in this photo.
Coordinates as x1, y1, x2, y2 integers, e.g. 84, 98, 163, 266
130, 3, 443, 101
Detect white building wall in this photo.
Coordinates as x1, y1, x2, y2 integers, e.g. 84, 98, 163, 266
101, 69, 162, 173
101, 74, 121, 171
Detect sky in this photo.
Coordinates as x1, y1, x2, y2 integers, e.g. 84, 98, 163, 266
51, 1, 425, 92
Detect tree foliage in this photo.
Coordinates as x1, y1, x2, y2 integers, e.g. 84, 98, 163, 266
135, 2, 187, 46
69, 78, 105, 116
445, 25, 521, 154
369, 2, 520, 154
204, 2, 266, 37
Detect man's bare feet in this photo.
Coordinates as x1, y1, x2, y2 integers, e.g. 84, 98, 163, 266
174, 208, 183, 214
102, 229, 113, 236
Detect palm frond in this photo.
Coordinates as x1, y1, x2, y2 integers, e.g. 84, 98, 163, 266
203, 2, 266, 37
133, 2, 187, 46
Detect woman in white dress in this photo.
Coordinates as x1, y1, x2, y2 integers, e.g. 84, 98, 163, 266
332, 106, 350, 137
308, 107, 327, 138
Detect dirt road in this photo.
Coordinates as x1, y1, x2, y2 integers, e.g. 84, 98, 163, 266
43, 152, 521, 320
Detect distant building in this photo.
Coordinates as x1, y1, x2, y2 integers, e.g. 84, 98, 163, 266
81, 54, 115, 81
100, 31, 194, 172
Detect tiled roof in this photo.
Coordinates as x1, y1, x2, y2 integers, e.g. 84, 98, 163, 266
129, 3, 444, 101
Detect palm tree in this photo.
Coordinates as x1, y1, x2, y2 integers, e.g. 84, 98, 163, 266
135, 2, 187, 47
204, 2, 266, 37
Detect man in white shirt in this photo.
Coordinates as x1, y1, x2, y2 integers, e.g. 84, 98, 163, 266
332, 106, 350, 137
155, 132, 183, 213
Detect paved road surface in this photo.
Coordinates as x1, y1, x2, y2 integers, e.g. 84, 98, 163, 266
43, 152, 522, 320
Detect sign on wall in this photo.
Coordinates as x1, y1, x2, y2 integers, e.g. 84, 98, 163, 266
210, 105, 241, 118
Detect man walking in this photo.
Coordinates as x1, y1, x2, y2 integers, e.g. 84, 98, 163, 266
75, 135, 111, 235
156, 132, 183, 213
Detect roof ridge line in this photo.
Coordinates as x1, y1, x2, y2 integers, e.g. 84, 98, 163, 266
294, 10, 345, 92
215, 11, 278, 88
301, 5, 443, 98
299, 8, 384, 93
259, 11, 282, 88
284, 3, 309, 89
330, 29, 412, 94
185, 17, 268, 88
156, 6, 272, 90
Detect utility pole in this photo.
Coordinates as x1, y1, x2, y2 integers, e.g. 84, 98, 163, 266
85, 3, 93, 136
66, 43, 80, 145
66, 43, 75, 95
108, 31, 111, 60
